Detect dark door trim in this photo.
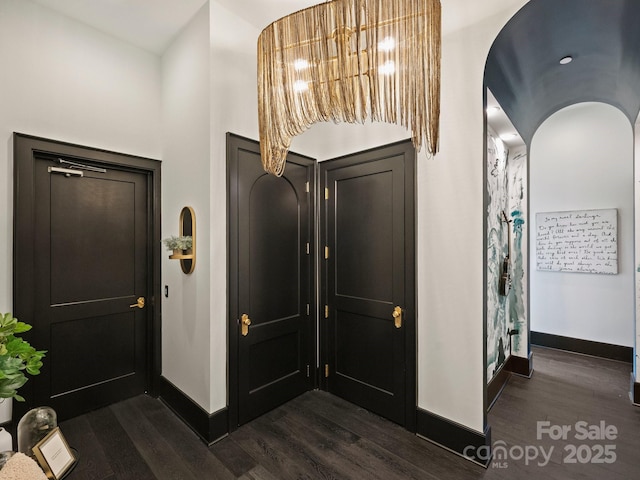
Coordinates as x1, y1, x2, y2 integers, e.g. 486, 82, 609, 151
13, 133, 162, 413
227, 133, 317, 431
319, 139, 417, 432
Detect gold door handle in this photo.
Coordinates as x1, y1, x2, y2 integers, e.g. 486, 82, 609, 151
241, 313, 251, 336
393, 306, 402, 329
129, 297, 145, 309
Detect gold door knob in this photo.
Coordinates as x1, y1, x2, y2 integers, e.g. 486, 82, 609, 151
393, 306, 402, 329
241, 313, 251, 336
129, 297, 145, 309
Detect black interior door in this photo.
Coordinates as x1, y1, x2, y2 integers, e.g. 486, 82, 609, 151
321, 140, 416, 429
13, 134, 160, 421
228, 134, 316, 428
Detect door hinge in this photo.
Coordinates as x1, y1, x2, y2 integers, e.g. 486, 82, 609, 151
324, 246, 329, 259
305, 182, 310, 193
325, 364, 330, 378
324, 305, 329, 318
306, 242, 310, 255
306, 364, 310, 378
325, 187, 329, 200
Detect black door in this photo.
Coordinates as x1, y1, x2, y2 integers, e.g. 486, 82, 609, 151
14, 134, 160, 421
228, 134, 316, 428
321, 140, 416, 429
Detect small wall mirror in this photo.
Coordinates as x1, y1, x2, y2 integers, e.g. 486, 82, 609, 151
180, 206, 195, 274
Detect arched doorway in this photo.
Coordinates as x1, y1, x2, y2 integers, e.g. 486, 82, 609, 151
483, 0, 640, 409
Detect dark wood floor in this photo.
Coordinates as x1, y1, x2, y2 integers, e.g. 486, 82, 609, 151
60, 346, 640, 479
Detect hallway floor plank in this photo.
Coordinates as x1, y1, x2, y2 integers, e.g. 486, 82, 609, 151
60, 346, 640, 479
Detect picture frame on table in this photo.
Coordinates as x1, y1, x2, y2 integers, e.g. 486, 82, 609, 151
32, 427, 76, 479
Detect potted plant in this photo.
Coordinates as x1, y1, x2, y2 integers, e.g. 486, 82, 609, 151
163, 235, 193, 257
0, 313, 45, 403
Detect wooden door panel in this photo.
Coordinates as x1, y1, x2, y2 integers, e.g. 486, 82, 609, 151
238, 159, 308, 424
249, 323, 301, 390
50, 175, 136, 302
243, 321, 305, 420
50, 312, 136, 395
322, 141, 416, 429
335, 170, 394, 302
228, 134, 316, 428
13, 134, 161, 423
335, 310, 394, 392
32, 156, 148, 420
329, 157, 404, 425
247, 175, 300, 321
48, 298, 139, 323
334, 296, 391, 318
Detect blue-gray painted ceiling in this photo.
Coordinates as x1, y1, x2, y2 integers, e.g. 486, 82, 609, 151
485, 0, 640, 145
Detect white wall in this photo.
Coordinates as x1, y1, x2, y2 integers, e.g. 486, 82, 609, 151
530, 103, 634, 347
209, 1, 264, 411
292, 122, 409, 161
160, 0, 263, 414
414, 10, 516, 431
0, 0, 161, 311
161, 4, 213, 411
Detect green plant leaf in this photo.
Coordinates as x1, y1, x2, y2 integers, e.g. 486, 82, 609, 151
0, 313, 46, 401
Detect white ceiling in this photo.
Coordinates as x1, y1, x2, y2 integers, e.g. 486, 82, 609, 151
31, 0, 209, 54
487, 89, 525, 149
214, 0, 521, 33
30, 0, 524, 55
29, 0, 526, 145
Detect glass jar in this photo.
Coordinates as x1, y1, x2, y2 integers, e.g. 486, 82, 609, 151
17, 407, 57, 458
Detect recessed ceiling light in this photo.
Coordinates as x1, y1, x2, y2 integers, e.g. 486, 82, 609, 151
559, 56, 573, 65
499, 132, 519, 141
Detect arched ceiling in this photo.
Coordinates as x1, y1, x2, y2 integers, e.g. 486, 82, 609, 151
485, 0, 640, 145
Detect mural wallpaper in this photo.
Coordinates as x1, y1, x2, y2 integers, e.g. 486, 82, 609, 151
486, 126, 528, 384
486, 128, 509, 381
507, 148, 528, 361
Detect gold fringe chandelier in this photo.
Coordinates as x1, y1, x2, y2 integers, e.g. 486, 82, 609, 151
258, 0, 441, 176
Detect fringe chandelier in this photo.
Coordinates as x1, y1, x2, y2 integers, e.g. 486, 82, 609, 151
258, 0, 441, 176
